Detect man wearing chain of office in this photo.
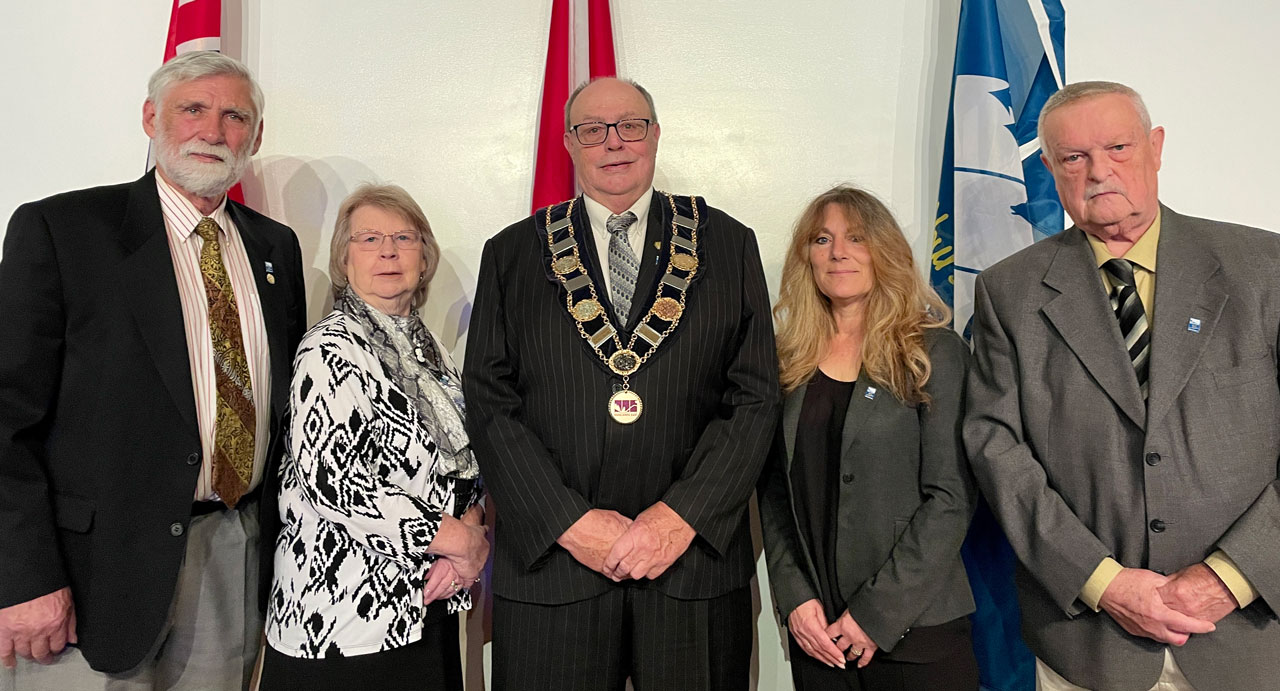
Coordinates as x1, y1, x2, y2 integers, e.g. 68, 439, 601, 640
464, 77, 779, 690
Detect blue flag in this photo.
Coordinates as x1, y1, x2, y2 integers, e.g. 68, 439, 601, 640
932, 1, 1066, 690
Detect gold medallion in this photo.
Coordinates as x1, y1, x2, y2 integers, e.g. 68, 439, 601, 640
572, 299, 603, 322
608, 389, 643, 424
652, 297, 683, 321
553, 255, 581, 275
671, 253, 698, 272
608, 349, 641, 375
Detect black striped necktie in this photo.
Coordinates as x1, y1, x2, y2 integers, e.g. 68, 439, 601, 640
1103, 258, 1150, 399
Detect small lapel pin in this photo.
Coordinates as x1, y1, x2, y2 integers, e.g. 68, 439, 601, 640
265, 261, 276, 284
864, 386, 877, 400
1187, 317, 1201, 333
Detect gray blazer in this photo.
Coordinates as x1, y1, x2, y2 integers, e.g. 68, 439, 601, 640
759, 328, 976, 653
965, 206, 1280, 691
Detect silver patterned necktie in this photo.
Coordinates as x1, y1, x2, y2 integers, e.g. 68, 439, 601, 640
606, 211, 639, 322
1103, 258, 1150, 399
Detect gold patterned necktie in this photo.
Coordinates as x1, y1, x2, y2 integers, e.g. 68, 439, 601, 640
194, 217, 256, 507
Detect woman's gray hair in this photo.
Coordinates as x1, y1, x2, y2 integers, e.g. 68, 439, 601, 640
1037, 80, 1151, 146
329, 184, 441, 311
147, 51, 265, 129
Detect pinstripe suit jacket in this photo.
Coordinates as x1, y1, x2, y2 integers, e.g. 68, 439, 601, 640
965, 207, 1280, 690
464, 192, 779, 604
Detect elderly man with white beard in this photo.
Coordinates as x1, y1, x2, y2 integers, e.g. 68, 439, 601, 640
0, 51, 307, 691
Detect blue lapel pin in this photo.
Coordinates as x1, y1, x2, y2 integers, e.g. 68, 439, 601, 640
1187, 317, 1201, 333
865, 386, 877, 400
265, 261, 276, 285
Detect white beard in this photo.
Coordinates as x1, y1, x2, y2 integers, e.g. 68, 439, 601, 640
154, 128, 253, 199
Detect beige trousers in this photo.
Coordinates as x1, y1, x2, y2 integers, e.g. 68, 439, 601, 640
1036, 651, 1195, 691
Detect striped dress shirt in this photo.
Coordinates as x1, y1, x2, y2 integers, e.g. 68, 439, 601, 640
156, 173, 271, 501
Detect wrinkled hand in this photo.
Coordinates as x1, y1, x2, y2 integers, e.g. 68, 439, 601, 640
787, 599, 845, 669
557, 509, 633, 574
602, 502, 695, 582
1158, 563, 1238, 625
0, 586, 77, 669
826, 610, 877, 668
1099, 568, 1215, 645
451, 522, 491, 584
461, 503, 485, 528
423, 558, 464, 604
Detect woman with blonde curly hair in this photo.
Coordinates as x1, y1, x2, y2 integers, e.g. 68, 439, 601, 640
759, 185, 979, 690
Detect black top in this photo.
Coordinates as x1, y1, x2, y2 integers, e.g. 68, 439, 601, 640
790, 368, 855, 622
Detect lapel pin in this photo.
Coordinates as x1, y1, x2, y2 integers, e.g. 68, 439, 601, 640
1187, 317, 1201, 333
265, 261, 276, 284
865, 386, 877, 400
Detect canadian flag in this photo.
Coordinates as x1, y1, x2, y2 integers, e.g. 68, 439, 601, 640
152, 0, 246, 204
531, 0, 619, 212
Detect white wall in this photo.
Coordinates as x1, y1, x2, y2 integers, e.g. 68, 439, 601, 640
2, 1, 1278, 688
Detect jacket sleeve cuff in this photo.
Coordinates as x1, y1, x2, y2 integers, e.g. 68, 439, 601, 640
1080, 557, 1123, 612
1205, 550, 1259, 608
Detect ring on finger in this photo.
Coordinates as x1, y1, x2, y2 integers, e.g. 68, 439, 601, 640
850, 648, 863, 657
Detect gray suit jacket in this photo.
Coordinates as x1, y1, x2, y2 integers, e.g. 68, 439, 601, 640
965, 206, 1280, 691
760, 328, 976, 654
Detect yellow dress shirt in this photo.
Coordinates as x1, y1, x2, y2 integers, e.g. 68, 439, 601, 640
1077, 213, 1258, 611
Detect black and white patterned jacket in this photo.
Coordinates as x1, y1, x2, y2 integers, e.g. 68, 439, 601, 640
266, 310, 480, 658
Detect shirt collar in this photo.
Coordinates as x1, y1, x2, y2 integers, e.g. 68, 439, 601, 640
155, 171, 232, 242
1086, 209, 1161, 273
583, 187, 654, 235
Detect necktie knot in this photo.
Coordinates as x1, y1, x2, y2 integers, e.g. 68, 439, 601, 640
607, 212, 637, 237
195, 217, 221, 243
1103, 258, 1137, 289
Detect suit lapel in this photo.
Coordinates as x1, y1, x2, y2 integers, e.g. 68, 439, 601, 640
840, 374, 883, 458
624, 192, 667, 330
781, 381, 806, 467
1145, 208, 1226, 428
1040, 228, 1147, 429
545, 200, 615, 376
229, 203, 289, 424
117, 171, 198, 431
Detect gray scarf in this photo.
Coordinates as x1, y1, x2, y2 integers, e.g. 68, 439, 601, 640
336, 287, 479, 480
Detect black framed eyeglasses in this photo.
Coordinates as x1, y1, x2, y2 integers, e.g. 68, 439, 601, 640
569, 118, 651, 146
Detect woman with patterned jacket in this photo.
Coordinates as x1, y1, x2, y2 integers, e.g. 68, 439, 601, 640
260, 184, 487, 691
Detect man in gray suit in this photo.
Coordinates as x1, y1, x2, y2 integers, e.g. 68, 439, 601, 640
965, 80, 1280, 691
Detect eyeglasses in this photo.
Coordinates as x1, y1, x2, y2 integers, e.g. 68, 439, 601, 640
350, 230, 422, 252
569, 118, 651, 146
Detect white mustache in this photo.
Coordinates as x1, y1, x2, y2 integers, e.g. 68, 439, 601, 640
1085, 184, 1122, 199
181, 142, 235, 163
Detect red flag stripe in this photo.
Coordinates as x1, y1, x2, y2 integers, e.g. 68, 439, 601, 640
531, 0, 575, 212
532, 0, 618, 212
586, 0, 616, 79
164, 0, 222, 61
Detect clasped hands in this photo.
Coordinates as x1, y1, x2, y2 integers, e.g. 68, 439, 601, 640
1098, 563, 1239, 646
788, 599, 877, 669
557, 502, 695, 582
424, 504, 489, 604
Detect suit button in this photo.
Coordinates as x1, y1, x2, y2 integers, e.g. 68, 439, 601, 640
1145, 452, 1161, 466
841, 473, 854, 484
186, 452, 200, 466
1149, 519, 1166, 533
169, 522, 185, 537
